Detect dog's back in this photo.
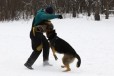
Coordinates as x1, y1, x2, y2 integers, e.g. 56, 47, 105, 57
56, 38, 81, 67
52, 37, 76, 55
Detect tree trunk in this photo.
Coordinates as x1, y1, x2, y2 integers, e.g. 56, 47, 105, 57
72, 1, 76, 17
72, 5, 76, 17
94, 0, 100, 21
105, 0, 109, 19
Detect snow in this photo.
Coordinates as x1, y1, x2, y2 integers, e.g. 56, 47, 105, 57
0, 16, 114, 76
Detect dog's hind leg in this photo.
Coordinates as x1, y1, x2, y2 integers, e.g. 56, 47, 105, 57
61, 54, 66, 68
63, 64, 71, 72
62, 54, 71, 72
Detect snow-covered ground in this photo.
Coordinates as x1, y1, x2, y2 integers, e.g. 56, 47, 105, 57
0, 16, 114, 76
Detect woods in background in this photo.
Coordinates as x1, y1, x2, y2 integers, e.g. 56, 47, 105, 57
0, 0, 114, 21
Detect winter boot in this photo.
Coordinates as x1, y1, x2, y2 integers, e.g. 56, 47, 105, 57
24, 63, 33, 70
43, 60, 52, 66
24, 51, 41, 69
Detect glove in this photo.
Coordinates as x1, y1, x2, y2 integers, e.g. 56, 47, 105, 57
58, 15, 63, 19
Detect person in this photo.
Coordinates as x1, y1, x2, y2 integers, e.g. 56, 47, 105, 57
24, 6, 63, 70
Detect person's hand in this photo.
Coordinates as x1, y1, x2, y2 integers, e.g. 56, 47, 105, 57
58, 15, 63, 19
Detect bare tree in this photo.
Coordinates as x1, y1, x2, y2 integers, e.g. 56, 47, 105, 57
85, 0, 93, 16
94, 0, 100, 21
104, 0, 114, 19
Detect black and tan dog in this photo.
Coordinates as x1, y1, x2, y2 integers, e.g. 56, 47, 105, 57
46, 27, 81, 72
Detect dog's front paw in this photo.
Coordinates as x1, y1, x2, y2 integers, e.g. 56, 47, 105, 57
54, 55, 58, 60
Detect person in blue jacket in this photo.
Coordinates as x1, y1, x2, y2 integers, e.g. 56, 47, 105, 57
24, 6, 62, 70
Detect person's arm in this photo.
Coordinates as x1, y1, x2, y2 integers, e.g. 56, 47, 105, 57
40, 13, 59, 20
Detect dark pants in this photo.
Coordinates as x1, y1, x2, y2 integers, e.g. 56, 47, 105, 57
25, 30, 50, 67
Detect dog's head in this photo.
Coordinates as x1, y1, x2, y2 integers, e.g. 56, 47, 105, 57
46, 28, 57, 40
44, 21, 57, 40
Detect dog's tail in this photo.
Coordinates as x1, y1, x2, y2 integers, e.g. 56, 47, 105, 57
75, 54, 81, 68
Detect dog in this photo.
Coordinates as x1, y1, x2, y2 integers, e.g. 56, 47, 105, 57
46, 27, 81, 72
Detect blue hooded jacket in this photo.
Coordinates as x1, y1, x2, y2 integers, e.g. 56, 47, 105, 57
33, 9, 59, 26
